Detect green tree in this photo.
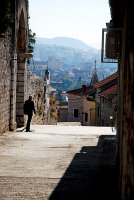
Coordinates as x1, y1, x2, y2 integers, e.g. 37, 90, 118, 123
0, 0, 14, 36
28, 29, 36, 63
57, 88, 63, 101
28, 29, 36, 53
69, 76, 82, 90
62, 77, 74, 90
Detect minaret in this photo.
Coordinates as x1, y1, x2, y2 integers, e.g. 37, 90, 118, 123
90, 60, 99, 85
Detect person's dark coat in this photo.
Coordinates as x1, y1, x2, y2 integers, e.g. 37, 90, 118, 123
24, 99, 36, 115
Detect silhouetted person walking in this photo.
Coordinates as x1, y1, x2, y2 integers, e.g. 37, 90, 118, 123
24, 96, 36, 132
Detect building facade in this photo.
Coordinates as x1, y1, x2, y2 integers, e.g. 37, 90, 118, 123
0, 0, 29, 133
67, 85, 96, 126
58, 101, 68, 122
108, 1, 134, 199
93, 72, 118, 126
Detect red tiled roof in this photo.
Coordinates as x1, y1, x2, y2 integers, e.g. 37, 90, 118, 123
66, 88, 83, 96
85, 86, 94, 94
94, 71, 118, 88
99, 84, 117, 97
66, 85, 93, 96
66, 71, 118, 96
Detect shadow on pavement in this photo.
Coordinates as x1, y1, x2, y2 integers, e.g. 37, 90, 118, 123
49, 135, 118, 200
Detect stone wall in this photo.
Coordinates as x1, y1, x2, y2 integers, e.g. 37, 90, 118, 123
117, 5, 134, 199
68, 95, 95, 126
45, 95, 58, 125
82, 97, 95, 126
58, 101, 68, 122
100, 95, 117, 126
0, 34, 12, 134
58, 107, 68, 122
108, 2, 134, 199
44, 77, 50, 124
68, 95, 83, 124
0, 0, 32, 133
27, 76, 45, 125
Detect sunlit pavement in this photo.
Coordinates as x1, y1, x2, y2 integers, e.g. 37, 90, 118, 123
0, 125, 117, 200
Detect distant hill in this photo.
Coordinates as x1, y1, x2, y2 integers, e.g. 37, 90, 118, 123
36, 37, 99, 52
33, 43, 100, 66
33, 37, 117, 73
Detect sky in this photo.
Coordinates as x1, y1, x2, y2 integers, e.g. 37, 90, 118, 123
29, 0, 111, 49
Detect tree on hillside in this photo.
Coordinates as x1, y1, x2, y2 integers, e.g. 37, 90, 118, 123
62, 77, 74, 91
69, 76, 82, 90
57, 88, 63, 101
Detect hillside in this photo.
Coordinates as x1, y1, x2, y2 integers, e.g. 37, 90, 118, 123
33, 37, 117, 74
33, 43, 100, 66
36, 37, 99, 52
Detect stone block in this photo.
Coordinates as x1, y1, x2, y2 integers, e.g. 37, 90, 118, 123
10, 104, 15, 111
10, 96, 16, 105
16, 108, 24, 116
16, 92, 25, 97
16, 96, 25, 103
16, 102, 24, 109
17, 74, 25, 82
17, 81, 25, 86
18, 63, 26, 70
17, 86, 25, 93
17, 69, 25, 74
10, 90, 16, 97
16, 115, 25, 124
11, 75, 17, 82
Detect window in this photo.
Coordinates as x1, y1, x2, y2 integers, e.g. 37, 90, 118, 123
85, 112, 88, 122
74, 109, 78, 118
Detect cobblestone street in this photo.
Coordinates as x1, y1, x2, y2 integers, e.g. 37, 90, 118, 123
0, 125, 117, 200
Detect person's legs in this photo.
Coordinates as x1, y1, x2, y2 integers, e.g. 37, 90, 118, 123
26, 114, 32, 131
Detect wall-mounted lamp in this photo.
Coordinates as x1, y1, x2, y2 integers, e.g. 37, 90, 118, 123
110, 115, 113, 120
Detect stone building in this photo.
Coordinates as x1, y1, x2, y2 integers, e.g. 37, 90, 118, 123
0, 31, 12, 133
66, 66, 99, 126
107, 1, 134, 199
66, 84, 96, 126
27, 75, 45, 125
66, 70, 118, 127
0, 0, 29, 133
98, 85, 117, 127
88, 71, 118, 126
57, 101, 68, 122
0, 0, 48, 134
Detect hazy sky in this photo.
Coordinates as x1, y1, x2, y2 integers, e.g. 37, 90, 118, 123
29, 0, 111, 49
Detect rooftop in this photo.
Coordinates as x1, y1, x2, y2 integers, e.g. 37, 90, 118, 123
66, 71, 118, 98
99, 84, 117, 97
94, 71, 118, 88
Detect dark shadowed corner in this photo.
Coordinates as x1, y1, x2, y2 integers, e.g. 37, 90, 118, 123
49, 135, 118, 200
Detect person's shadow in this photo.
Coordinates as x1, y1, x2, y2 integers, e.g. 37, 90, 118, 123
49, 135, 118, 200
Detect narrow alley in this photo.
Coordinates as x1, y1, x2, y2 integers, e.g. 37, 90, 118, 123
0, 125, 117, 200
